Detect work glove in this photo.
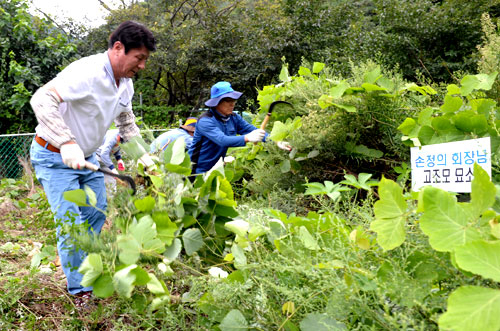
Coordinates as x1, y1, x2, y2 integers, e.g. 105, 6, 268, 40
277, 141, 292, 151
60, 142, 86, 170
117, 159, 125, 171
111, 168, 119, 175
138, 153, 157, 172
245, 129, 265, 143
223, 156, 235, 164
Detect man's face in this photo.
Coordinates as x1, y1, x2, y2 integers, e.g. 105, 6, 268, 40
215, 98, 237, 116
112, 42, 150, 79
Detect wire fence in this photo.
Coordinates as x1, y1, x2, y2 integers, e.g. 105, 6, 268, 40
0, 130, 168, 179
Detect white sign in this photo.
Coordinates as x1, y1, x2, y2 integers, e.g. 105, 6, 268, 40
411, 137, 491, 192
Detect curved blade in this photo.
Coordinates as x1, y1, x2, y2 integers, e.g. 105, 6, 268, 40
99, 167, 136, 195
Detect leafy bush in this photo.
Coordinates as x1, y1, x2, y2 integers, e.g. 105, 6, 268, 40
231, 60, 436, 198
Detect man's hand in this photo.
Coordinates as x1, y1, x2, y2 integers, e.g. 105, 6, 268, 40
245, 129, 265, 143
138, 153, 157, 172
117, 159, 125, 171
111, 168, 119, 175
60, 142, 86, 170
277, 141, 292, 151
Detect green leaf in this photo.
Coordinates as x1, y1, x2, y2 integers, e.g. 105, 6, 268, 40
419, 187, 481, 252
453, 111, 488, 134
231, 244, 247, 268
300, 313, 347, 330
298, 66, 312, 77
78, 253, 103, 287
269, 121, 289, 141
398, 118, 417, 135
298, 226, 319, 250
440, 94, 462, 113
113, 264, 137, 298
362, 82, 387, 92
333, 103, 356, 113
279, 64, 290, 82
280, 159, 291, 173
134, 196, 155, 213
83, 185, 97, 207
131, 215, 165, 254
455, 241, 500, 282
153, 211, 178, 246
471, 163, 496, 218
147, 273, 167, 294
131, 266, 150, 286
150, 294, 170, 311
312, 62, 325, 74
439, 286, 500, 331
149, 175, 163, 190
92, 274, 114, 298
117, 234, 141, 264
329, 81, 350, 98
170, 137, 186, 165
219, 309, 248, 331
63, 189, 89, 207
121, 136, 150, 160
225, 219, 249, 237
214, 204, 239, 218
183, 228, 203, 255
353, 144, 383, 158
371, 177, 407, 250
363, 66, 381, 84
163, 238, 182, 263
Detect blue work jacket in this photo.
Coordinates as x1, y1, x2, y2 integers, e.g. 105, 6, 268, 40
188, 108, 266, 174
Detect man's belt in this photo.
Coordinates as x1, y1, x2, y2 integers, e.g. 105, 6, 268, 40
35, 135, 60, 153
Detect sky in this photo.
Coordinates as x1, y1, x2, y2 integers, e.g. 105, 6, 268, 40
28, 0, 120, 28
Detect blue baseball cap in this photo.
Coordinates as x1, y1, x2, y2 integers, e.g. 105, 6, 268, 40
205, 81, 243, 107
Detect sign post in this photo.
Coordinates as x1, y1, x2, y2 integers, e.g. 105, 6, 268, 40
410, 137, 491, 193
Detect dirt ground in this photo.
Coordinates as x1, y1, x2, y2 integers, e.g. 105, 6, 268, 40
0, 196, 118, 330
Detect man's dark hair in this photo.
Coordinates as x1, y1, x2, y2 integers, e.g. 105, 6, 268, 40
108, 21, 156, 53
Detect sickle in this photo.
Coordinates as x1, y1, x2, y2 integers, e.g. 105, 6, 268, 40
85, 161, 136, 195
260, 101, 293, 130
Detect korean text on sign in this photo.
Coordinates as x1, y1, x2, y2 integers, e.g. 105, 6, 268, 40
410, 137, 491, 193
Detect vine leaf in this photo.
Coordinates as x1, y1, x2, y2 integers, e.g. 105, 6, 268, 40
113, 264, 137, 298
419, 186, 481, 252
371, 177, 407, 250
454, 241, 500, 282
219, 309, 248, 331
183, 228, 203, 256
439, 286, 500, 331
78, 253, 103, 287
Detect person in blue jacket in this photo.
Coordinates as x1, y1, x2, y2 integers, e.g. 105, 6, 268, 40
188, 81, 290, 175
150, 117, 197, 153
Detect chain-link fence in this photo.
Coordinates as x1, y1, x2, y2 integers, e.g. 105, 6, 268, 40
0, 130, 169, 179
0, 133, 34, 179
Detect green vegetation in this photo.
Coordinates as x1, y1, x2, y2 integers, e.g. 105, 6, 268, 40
3, 0, 500, 330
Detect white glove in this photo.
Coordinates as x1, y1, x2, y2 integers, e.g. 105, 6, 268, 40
245, 129, 265, 143
117, 159, 125, 171
277, 141, 292, 151
138, 153, 157, 171
111, 168, 119, 175
223, 156, 235, 164
60, 143, 86, 170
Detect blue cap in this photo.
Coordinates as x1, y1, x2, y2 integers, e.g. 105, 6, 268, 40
205, 81, 243, 107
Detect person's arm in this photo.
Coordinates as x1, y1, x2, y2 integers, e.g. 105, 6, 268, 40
30, 85, 76, 148
197, 118, 246, 147
31, 85, 86, 169
115, 111, 141, 142
234, 114, 269, 142
98, 135, 116, 170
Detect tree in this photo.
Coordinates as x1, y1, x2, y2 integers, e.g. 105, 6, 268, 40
0, 0, 77, 133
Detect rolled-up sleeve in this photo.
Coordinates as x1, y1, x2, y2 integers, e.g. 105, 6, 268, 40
115, 111, 141, 142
